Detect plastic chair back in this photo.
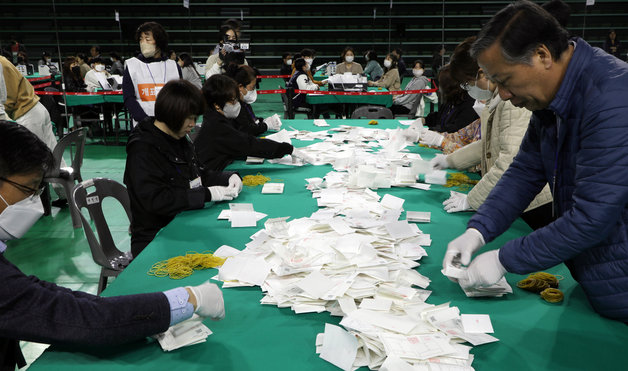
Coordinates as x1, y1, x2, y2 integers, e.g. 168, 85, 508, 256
351, 105, 393, 119
49, 127, 88, 181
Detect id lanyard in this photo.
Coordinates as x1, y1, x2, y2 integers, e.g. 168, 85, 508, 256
145, 61, 167, 88
551, 114, 561, 219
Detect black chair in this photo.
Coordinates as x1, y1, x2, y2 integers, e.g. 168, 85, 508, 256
42, 127, 88, 227
71, 178, 133, 294
281, 85, 313, 119
351, 105, 394, 119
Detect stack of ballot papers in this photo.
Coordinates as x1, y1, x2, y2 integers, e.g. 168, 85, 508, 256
442, 265, 513, 298
155, 315, 212, 352
212, 172, 501, 370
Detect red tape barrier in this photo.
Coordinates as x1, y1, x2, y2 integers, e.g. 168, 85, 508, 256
34, 91, 122, 96
256, 75, 290, 79
294, 88, 437, 96
258, 89, 286, 94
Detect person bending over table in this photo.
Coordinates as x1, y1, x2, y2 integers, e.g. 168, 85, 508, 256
123, 21, 182, 126
336, 46, 364, 75
225, 64, 280, 136
429, 36, 553, 230
367, 53, 400, 91
195, 75, 308, 171
124, 79, 242, 256
424, 64, 478, 133
443, 0, 628, 323
0, 120, 225, 370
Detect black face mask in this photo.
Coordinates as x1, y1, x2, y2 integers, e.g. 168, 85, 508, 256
71, 66, 81, 76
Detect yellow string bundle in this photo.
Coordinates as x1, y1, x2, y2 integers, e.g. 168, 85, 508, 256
148, 252, 226, 280
517, 272, 564, 303
242, 173, 271, 187
444, 172, 479, 192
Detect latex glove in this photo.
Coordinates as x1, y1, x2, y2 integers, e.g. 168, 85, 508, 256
186, 281, 225, 320
430, 154, 449, 170
265, 114, 282, 131
419, 130, 444, 147
227, 174, 243, 194
402, 125, 422, 143
291, 147, 315, 164
459, 249, 507, 289
208, 186, 235, 202
443, 190, 471, 213
442, 228, 485, 279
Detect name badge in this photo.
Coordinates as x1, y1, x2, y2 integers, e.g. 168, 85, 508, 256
189, 177, 202, 189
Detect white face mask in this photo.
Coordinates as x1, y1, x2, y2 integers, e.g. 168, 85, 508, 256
94, 64, 105, 72
140, 42, 157, 58
222, 101, 241, 118
286, 59, 292, 66
383, 59, 392, 68
364, 55, 369, 61
412, 68, 424, 77
345, 55, 354, 63
304, 58, 313, 66
472, 99, 486, 117
467, 84, 493, 101
0, 194, 44, 241
243, 89, 257, 104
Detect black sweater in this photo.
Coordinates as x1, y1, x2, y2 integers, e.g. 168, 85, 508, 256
233, 101, 268, 136
124, 117, 234, 255
195, 108, 293, 171
425, 94, 479, 133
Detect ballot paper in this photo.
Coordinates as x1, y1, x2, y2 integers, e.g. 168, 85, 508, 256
246, 156, 265, 164
319, 324, 359, 371
217, 209, 267, 222
380, 194, 405, 210
265, 129, 292, 144
219, 255, 272, 286
155, 315, 212, 352
213, 244, 241, 258
379, 332, 456, 360
261, 182, 285, 194
406, 211, 431, 223
229, 203, 257, 228
441, 264, 466, 280
314, 119, 330, 127
461, 314, 494, 334
425, 170, 448, 185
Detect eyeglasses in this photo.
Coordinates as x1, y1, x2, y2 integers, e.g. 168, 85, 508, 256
0, 177, 46, 200
460, 70, 481, 91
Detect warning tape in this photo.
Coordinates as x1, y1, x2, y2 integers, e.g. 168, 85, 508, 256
34, 90, 123, 96
294, 88, 437, 96
256, 75, 291, 79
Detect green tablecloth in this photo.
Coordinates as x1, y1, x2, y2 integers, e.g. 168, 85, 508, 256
64, 93, 124, 107
30, 119, 628, 370
306, 87, 392, 107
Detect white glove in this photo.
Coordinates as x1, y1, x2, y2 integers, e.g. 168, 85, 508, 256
186, 281, 225, 320
430, 154, 449, 170
402, 126, 421, 143
442, 228, 485, 279
458, 249, 507, 289
265, 114, 282, 131
291, 147, 315, 164
443, 190, 471, 213
419, 130, 444, 147
227, 174, 243, 194
208, 186, 235, 202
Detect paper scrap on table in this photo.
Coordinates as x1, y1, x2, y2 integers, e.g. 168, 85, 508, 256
380, 194, 405, 210
219, 255, 272, 286
442, 264, 466, 280
319, 323, 358, 371
461, 314, 494, 334
385, 220, 419, 240
359, 298, 392, 312
217, 209, 267, 222
406, 211, 430, 223
261, 182, 285, 194
378, 332, 456, 361
229, 203, 257, 228
155, 315, 212, 352
297, 270, 336, 299
425, 170, 448, 185
314, 119, 330, 127
213, 245, 241, 258
246, 156, 264, 164
265, 129, 292, 144
397, 120, 416, 126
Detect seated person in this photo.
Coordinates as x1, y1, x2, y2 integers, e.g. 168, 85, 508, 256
62, 56, 86, 92
83, 57, 111, 92
391, 59, 429, 115
225, 64, 281, 135
296, 48, 324, 86
391, 47, 407, 78
363, 50, 384, 81
124, 79, 242, 256
0, 120, 225, 369
178, 52, 202, 89
110, 52, 124, 75
424, 64, 478, 133
287, 58, 334, 119
336, 46, 363, 75
76, 53, 91, 79
195, 75, 304, 171
280, 52, 293, 82
367, 53, 400, 90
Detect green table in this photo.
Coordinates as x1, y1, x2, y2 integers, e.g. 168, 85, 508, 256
30, 120, 628, 370
306, 86, 392, 108
64, 93, 123, 107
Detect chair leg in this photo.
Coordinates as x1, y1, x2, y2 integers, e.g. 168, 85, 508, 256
97, 269, 108, 295
64, 179, 82, 229
41, 182, 52, 216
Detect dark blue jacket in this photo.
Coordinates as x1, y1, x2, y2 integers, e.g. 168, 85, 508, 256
468, 38, 628, 322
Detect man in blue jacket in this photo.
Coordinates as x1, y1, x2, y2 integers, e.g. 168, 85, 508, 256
442, 0, 628, 323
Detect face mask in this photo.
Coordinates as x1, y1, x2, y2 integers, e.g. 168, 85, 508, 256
222, 101, 241, 118
0, 194, 44, 241
286, 59, 292, 66
467, 84, 493, 101
304, 58, 313, 66
243, 89, 257, 104
383, 59, 392, 68
71, 66, 81, 76
140, 42, 157, 58
412, 68, 424, 77
472, 100, 486, 117
94, 64, 105, 72
345, 55, 354, 63
364, 55, 369, 61
305, 64, 311, 71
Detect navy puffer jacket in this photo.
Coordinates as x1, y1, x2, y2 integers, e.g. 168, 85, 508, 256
468, 38, 628, 322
